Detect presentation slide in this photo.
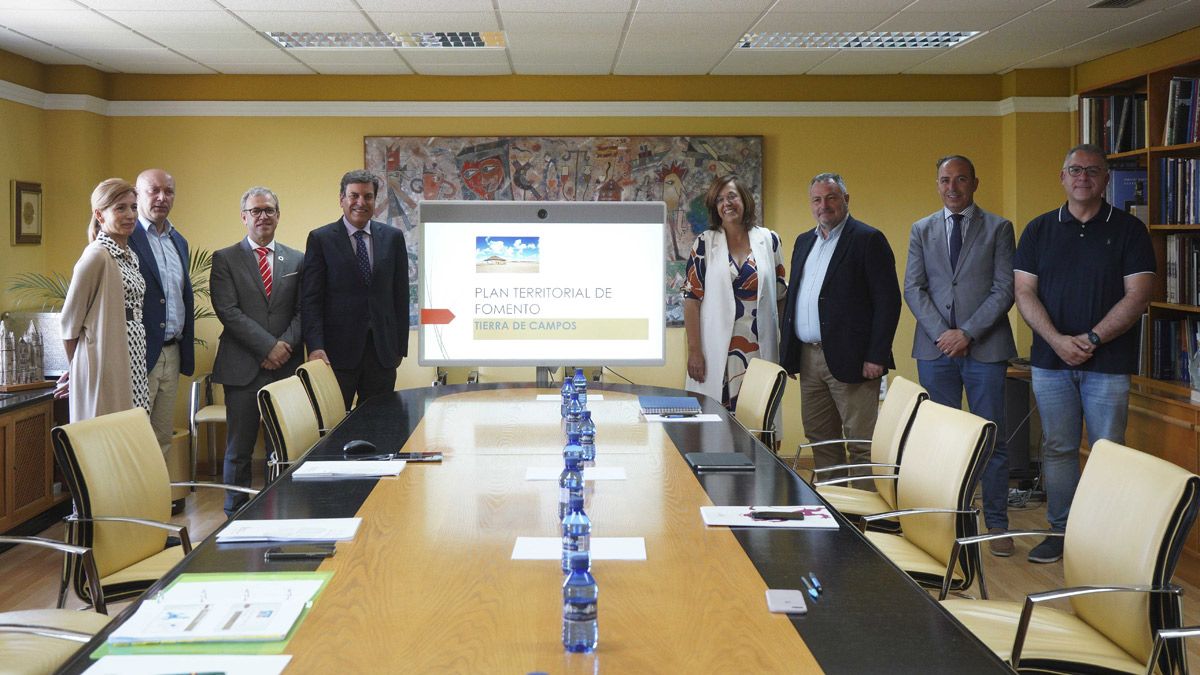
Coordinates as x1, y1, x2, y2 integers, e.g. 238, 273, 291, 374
418, 201, 666, 366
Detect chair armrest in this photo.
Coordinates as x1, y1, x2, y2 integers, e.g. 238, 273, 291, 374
1149, 625, 1200, 675
170, 481, 259, 496
0, 536, 106, 614
0, 624, 95, 642
812, 461, 897, 475
1012, 584, 1182, 669
66, 515, 191, 554
939, 531, 1060, 600
814, 474, 899, 488
863, 507, 977, 522
467, 370, 479, 384
798, 439, 872, 449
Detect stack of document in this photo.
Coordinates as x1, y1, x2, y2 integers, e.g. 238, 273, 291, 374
215, 518, 362, 543
292, 460, 405, 478
638, 395, 701, 415
700, 505, 840, 530
106, 575, 327, 646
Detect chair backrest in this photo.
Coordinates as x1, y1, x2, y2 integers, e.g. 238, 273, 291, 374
50, 408, 171, 601
733, 358, 787, 446
257, 376, 321, 468
869, 375, 928, 506
1065, 440, 1200, 672
296, 360, 346, 433
893, 401, 994, 586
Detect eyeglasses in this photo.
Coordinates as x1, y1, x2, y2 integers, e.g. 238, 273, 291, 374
1064, 165, 1106, 178
242, 207, 278, 217
715, 193, 741, 205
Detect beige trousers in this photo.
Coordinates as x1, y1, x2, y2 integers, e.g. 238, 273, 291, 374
799, 342, 880, 484
146, 343, 180, 456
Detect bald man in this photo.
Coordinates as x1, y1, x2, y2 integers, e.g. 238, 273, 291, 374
129, 168, 195, 457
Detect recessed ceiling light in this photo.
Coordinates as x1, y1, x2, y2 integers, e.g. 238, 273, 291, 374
265, 31, 506, 49
737, 31, 981, 50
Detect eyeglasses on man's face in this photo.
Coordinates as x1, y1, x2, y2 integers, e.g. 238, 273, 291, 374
1064, 165, 1107, 178
242, 207, 279, 217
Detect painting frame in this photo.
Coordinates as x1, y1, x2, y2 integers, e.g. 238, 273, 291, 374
11, 181, 42, 245
364, 135, 764, 327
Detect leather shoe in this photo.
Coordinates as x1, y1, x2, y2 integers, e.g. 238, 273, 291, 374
987, 528, 1013, 557
1028, 536, 1064, 564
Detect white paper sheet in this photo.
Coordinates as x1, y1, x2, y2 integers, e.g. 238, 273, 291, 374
700, 506, 840, 530
536, 394, 605, 401
511, 536, 646, 560
643, 413, 722, 423
291, 460, 405, 478
85, 655, 292, 675
107, 578, 325, 645
524, 467, 627, 481
216, 517, 362, 543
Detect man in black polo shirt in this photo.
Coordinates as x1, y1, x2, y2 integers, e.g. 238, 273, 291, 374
1013, 143, 1154, 564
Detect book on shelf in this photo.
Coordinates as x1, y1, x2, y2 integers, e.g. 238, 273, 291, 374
1151, 317, 1200, 383
1157, 157, 1199, 225
1163, 76, 1199, 146
1163, 233, 1200, 305
1081, 93, 1147, 153
1107, 167, 1145, 214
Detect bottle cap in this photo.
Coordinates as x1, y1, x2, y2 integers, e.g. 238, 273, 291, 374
567, 551, 590, 570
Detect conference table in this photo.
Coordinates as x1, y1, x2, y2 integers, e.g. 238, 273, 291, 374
61, 383, 1007, 673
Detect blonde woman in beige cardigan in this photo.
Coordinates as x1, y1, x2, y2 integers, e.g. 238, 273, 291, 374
57, 178, 150, 422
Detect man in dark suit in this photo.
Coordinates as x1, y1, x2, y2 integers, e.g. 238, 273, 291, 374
211, 187, 303, 516
780, 173, 901, 479
302, 170, 409, 408
904, 155, 1016, 556
130, 168, 194, 456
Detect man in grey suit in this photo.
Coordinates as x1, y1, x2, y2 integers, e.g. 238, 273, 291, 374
211, 187, 304, 516
903, 155, 1017, 556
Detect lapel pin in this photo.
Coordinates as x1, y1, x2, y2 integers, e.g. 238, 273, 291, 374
277, 255, 284, 261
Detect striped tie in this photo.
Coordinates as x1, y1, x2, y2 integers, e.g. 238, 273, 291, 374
256, 246, 272, 298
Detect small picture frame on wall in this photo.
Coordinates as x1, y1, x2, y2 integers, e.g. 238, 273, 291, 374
12, 180, 42, 245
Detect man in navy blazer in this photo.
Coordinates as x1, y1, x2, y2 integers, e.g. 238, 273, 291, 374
780, 173, 901, 478
130, 168, 195, 456
302, 170, 409, 409
904, 155, 1016, 556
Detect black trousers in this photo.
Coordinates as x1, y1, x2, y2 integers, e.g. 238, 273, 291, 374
333, 329, 398, 410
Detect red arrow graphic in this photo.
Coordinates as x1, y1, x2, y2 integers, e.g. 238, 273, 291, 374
421, 308, 456, 325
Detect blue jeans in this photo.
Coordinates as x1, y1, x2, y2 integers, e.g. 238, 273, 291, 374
917, 355, 1009, 529
1031, 367, 1129, 531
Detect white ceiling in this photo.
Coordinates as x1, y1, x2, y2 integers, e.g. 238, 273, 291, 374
0, 0, 1196, 77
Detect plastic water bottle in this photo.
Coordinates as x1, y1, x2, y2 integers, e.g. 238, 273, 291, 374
559, 438, 584, 520
572, 367, 588, 408
579, 410, 596, 465
566, 394, 583, 436
561, 494, 591, 573
560, 377, 576, 419
562, 552, 598, 653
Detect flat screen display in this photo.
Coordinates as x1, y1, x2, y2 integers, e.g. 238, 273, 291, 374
418, 201, 666, 367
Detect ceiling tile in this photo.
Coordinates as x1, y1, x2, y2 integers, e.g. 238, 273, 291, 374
102, 10, 250, 33
904, 0, 1044, 10
506, 31, 622, 52
311, 63, 415, 74
174, 48, 300, 65
70, 48, 212, 71
367, 11, 501, 32
512, 61, 611, 74
874, 11, 1030, 32
770, 0, 910, 11
412, 63, 512, 75
500, 12, 627, 32
400, 48, 510, 66
78, 0, 221, 9
0, 28, 82, 64
291, 49, 406, 65
360, 0, 493, 9
0, 10, 126, 33
636, 0, 774, 11
223, 0, 361, 10
22, 30, 160, 51
806, 48, 942, 75
710, 49, 832, 75
751, 11, 896, 32
211, 61, 315, 74
233, 11, 375, 32
141, 32, 273, 51
499, 0, 631, 11
0, 0, 79, 8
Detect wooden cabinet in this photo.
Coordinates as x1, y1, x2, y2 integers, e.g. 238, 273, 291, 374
0, 399, 62, 533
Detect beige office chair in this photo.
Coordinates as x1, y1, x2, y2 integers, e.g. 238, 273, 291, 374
297, 359, 347, 435
258, 376, 321, 481
860, 401, 994, 599
808, 376, 928, 521
942, 440, 1200, 674
732, 358, 787, 450
189, 373, 226, 479
51, 408, 258, 607
0, 536, 109, 675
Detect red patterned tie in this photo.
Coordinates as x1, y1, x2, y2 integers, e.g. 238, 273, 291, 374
256, 246, 272, 298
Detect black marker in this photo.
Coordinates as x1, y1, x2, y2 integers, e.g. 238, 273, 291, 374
809, 572, 823, 595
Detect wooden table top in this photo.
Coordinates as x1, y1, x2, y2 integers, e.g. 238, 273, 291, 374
61, 383, 1008, 674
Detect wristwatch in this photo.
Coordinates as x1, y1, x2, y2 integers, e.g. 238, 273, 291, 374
1087, 330, 1102, 346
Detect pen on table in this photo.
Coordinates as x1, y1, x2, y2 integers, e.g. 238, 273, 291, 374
661, 412, 698, 419
800, 576, 819, 601
809, 572, 823, 595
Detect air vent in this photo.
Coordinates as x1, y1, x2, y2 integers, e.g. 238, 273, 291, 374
1088, 0, 1146, 8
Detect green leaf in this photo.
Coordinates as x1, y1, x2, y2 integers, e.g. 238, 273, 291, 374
5, 271, 70, 309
